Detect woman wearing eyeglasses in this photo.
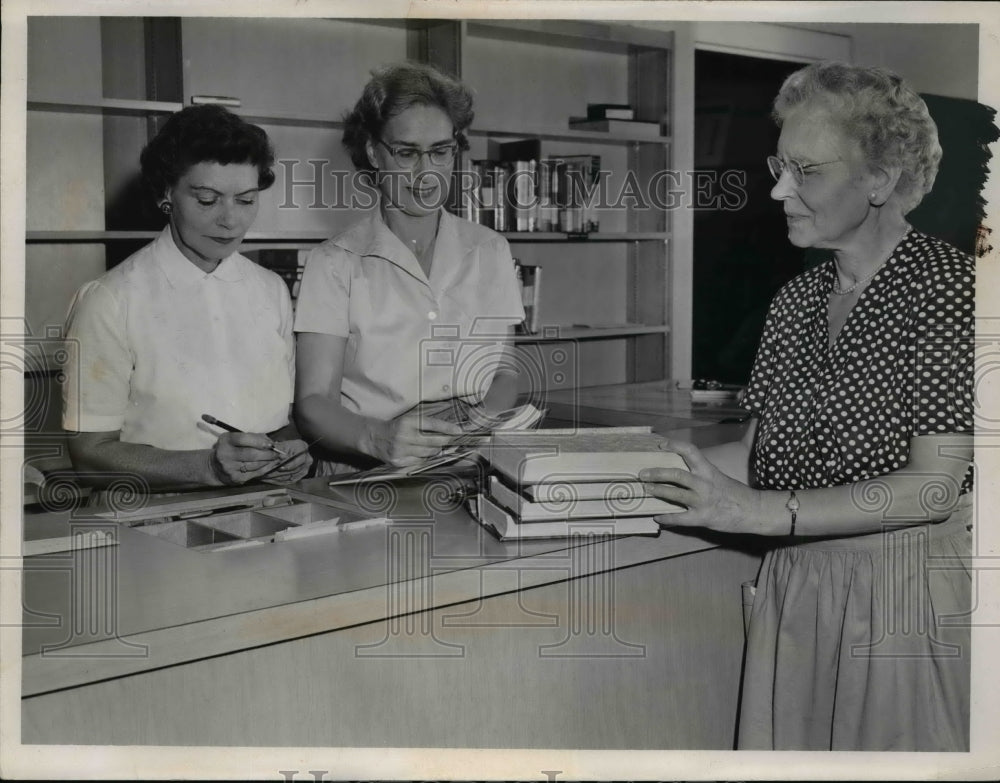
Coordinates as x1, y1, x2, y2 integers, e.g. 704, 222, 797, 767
641, 62, 973, 750
294, 62, 524, 473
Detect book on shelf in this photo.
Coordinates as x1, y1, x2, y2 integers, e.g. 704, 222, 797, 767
568, 117, 662, 139
466, 159, 509, 231
465, 143, 600, 235
513, 260, 542, 335
464, 159, 492, 228
514, 159, 537, 232
489, 139, 542, 232
488, 475, 682, 521
492, 164, 509, 232
477, 427, 688, 486
536, 159, 559, 232
586, 103, 635, 121
551, 154, 601, 233
471, 493, 660, 541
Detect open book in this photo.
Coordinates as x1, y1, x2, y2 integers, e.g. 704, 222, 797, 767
327, 402, 545, 486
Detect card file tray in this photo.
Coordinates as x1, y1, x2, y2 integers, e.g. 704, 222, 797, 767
132, 500, 344, 552
136, 519, 242, 549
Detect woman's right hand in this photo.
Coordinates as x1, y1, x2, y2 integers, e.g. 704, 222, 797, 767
369, 412, 465, 467
209, 432, 286, 485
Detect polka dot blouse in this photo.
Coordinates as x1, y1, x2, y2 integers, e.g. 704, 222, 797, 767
742, 229, 974, 493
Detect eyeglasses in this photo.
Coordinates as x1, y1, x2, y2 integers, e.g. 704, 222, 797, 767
377, 139, 458, 169
767, 155, 841, 186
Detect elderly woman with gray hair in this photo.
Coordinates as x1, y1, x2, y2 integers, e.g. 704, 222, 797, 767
641, 62, 973, 750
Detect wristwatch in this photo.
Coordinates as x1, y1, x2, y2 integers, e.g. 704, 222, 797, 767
786, 490, 800, 536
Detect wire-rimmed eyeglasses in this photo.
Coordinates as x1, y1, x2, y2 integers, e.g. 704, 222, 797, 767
377, 139, 458, 169
766, 155, 841, 186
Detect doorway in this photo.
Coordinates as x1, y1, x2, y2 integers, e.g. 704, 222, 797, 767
691, 50, 806, 385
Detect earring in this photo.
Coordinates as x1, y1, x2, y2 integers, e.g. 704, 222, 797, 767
869, 192, 879, 205
160, 202, 173, 215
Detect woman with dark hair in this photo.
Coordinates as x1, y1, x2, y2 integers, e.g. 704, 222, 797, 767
63, 104, 311, 490
641, 62, 974, 750
295, 62, 524, 473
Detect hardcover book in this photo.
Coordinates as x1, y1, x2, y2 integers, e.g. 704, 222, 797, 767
488, 475, 683, 521
522, 477, 648, 502
478, 428, 688, 486
472, 494, 660, 540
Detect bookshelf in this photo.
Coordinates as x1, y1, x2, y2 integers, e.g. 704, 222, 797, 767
25, 16, 681, 390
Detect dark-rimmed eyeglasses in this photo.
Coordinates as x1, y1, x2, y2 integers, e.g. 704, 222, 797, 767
377, 139, 458, 169
767, 155, 841, 186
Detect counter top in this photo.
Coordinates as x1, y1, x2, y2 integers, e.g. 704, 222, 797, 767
543, 379, 748, 430
22, 407, 752, 698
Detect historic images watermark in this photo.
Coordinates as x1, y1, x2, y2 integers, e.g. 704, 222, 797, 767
275, 161, 750, 214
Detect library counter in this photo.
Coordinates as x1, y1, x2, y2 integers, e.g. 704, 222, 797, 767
20, 417, 762, 749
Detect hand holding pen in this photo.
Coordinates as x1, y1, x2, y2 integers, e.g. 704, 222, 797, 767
201, 415, 312, 485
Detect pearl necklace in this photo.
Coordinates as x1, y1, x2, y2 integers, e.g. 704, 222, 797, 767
831, 225, 911, 296
831, 266, 882, 295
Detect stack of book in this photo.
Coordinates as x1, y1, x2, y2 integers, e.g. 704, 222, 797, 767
470, 427, 687, 540
568, 103, 662, 139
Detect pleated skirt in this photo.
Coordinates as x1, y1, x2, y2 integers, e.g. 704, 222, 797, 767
738, 494, 973, 751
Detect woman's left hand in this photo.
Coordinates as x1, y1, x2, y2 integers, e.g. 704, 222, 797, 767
639, 438, 765, 534
262, 439, 313, 483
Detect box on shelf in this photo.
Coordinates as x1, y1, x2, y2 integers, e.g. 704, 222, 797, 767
568, 116, 662, 138
586, 103, 635, 121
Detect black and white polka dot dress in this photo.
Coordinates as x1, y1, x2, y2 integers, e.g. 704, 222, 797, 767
737, 230, 975, 751
744, 228, 973, 494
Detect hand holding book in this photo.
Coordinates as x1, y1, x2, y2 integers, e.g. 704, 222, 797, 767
369, 409, 466, 468
329, 403, 545, 486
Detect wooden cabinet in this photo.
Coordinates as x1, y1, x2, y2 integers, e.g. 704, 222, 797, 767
25, 16, 685, 392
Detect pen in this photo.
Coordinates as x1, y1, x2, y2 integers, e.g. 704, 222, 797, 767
201, 414, 285, 455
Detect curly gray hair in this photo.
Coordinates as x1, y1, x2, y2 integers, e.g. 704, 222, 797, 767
773, 61, 941, 214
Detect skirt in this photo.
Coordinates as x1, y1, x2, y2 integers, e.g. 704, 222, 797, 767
737, 493, 973, 751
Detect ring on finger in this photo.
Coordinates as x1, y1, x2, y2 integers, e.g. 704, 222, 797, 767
240, 463, 247, 474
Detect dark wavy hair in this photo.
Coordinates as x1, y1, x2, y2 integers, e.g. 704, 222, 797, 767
773, 61, 941, 214
139, 104, 276, 200
342, 61, 474, 177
